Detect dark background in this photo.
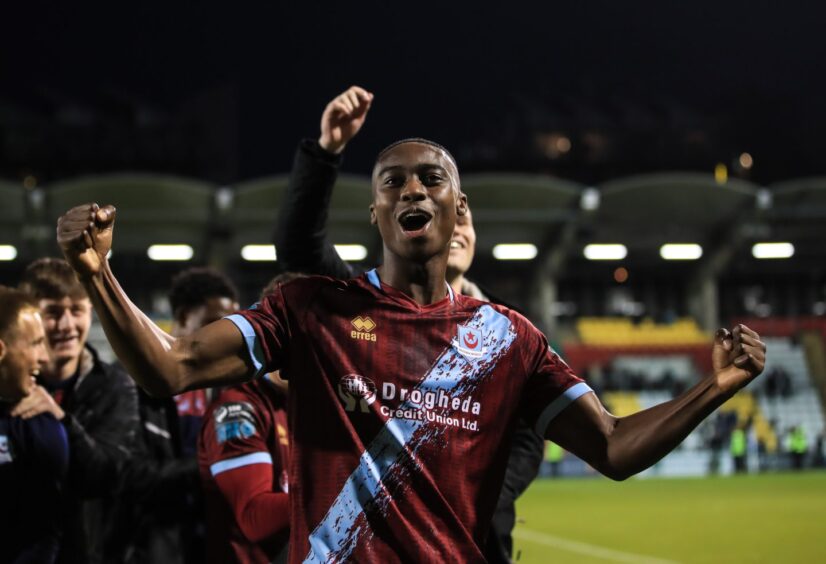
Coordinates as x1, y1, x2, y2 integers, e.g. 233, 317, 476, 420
3, 1, 826, 185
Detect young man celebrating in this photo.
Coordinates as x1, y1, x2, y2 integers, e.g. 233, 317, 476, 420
15, 258, 139, 564
0, 286, 68, 563
275, 86, 540, 562
57, 137, 765, 562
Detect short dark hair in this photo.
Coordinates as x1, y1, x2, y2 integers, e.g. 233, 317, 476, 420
259, 272, 307, 301
19, 258, 87, 301
168, 267, 239, 317
376, 138, 459, 173
0, 286, 39, 342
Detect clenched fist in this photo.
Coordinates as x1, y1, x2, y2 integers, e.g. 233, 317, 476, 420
57, 203, 116, 278
319, 85, 373, 154
712, 324, 766, 394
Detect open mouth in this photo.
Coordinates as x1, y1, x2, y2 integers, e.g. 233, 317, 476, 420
398, 209, 433, 236
51, 335, 78, 348
450, 240, 465, 250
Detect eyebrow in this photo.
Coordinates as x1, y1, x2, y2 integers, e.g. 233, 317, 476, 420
376, 163, 450, 178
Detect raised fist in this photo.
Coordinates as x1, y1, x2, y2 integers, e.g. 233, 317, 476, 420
711, 324, 766, 394
57, 203, 116, 278
319, 85, 373, 154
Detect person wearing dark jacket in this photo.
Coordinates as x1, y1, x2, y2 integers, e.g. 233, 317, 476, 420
105, 267, 241, 564
15, 258, 139, 564
273, 86, 544, 563
1, 286, 68, 564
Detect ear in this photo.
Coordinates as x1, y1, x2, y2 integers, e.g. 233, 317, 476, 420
0, 339, 6, 363
369, 204, 377, 225
456, 192, 469, 217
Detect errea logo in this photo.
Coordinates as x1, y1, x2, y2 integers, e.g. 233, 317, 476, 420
351, 316, 377, 342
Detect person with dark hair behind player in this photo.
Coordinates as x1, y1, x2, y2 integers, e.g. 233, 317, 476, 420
56, 113, 767, 562
197, 273, 303, 564
108, 266, 241, 564
274, 85, 543, 562
0, 286, 67, 563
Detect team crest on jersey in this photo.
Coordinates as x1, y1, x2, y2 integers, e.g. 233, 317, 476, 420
350, 316, 377, 342
337, 374, 377, 413
454, 325, 486, 359
0, 435, 12, 464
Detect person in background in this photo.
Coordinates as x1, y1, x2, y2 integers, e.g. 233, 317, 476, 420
110, 266, 241, 564
730, 423, 747, 474
15, 258, 138, 564
0, 286, 67, 563
545, 441, 564, 477
197, 273, 295, 564
787, 425, 808, 470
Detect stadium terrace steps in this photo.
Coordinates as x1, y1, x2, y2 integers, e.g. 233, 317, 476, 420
576, 317, 711, 346
611, 355, 697, 381
562, 344, 712, 379
754, 336, 825, 444
563, 317, 714, 377
759, 394, 825, 447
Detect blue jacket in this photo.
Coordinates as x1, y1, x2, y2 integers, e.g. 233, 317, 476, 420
0, 404, 69, 563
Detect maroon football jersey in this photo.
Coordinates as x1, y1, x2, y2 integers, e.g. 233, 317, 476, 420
226, 270, 590, 563
198, 379, 290, 564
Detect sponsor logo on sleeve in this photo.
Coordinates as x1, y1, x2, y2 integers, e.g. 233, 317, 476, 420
0, 435, 12, 464
214, 402, 258, 443
337, 374, 377, 413
350, 316, 377, 342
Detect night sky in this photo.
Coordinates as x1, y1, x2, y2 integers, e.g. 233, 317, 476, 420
4, 1, 826, 183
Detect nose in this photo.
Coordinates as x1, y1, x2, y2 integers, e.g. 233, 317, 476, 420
36, 342, 49, 366
56, 308, 72, 331
401, 176, 427, 202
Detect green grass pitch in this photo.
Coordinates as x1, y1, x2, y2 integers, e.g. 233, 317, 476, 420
512, 472, 826, 563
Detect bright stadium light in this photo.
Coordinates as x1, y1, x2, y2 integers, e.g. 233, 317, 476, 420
335, 244, 368, 261
147, 244, 194, 261
0, 245, 17, 261
584, 244, 627, 261
660, 243, 703, 261
241, 245, 277, 262
752, 242, 794, 259
492, 244, 538, 260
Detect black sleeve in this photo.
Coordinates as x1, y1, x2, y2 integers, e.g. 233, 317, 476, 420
273, 138, 358, 279
117, 397, 199, 506
63, 369, 140, 497
497, 417, 544, 504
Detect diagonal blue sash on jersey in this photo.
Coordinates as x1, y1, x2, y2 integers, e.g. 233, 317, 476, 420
304, 305, 516, 563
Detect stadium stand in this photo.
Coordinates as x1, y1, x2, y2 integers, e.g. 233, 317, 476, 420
46, 174, 217, 258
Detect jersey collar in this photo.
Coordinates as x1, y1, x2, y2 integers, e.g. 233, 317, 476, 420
365, 268, 455, 304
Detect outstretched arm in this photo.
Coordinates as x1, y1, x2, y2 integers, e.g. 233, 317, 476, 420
546, 326, 765, 480
57, 204, 252, 396
274, 86, 373, 279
